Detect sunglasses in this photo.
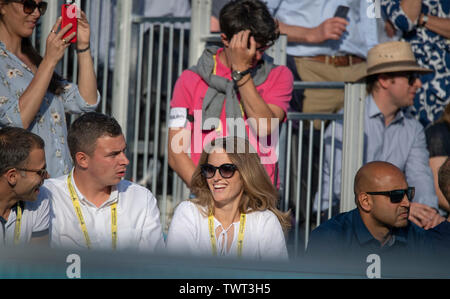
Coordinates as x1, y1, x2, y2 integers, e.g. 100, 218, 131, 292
200, 163, 238, 179
16, 167, 48, 179
392, 72, 420, 86
256, 44, 271, 53
9, 0, 48, 16
366, 186, 415, 203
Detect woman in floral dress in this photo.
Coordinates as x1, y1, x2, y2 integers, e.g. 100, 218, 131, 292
0, 0, 99, 177
382, 0, 450, 128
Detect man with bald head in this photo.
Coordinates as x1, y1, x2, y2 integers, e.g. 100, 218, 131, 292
352, 161, 413, 246
307, 161, 450, 270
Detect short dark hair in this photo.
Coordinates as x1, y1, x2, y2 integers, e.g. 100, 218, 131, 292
365, 74, 379, 94
219, 0, 279, 47
438, 157, 450, 202
68, 112, 123, 163
0, 127, 45, 176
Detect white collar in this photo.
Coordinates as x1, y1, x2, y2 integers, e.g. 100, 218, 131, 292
69, 169, 119, 209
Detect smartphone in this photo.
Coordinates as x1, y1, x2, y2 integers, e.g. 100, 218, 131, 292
334, 5, 350, 19
61, 2, 77, 43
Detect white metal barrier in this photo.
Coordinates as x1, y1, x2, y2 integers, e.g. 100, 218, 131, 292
280, 82, 366, 256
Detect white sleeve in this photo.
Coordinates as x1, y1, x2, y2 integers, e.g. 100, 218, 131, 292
259, 211, 288, 261
32, 187, 51, 234
168, 107, 188, 128
166, 201, 200, 257
140, 190, 166, 253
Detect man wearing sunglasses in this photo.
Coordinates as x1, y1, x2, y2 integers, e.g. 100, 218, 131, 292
307, 161, 450, 273
315, 41, 440, 230
0, 127, 50, 247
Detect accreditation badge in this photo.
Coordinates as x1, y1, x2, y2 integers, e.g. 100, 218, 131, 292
168, 107, 188, 128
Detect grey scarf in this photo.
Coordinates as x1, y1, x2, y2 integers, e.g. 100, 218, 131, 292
190, 46, 276, 135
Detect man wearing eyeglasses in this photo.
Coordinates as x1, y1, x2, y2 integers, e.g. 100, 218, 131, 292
315, 41, 441, 230
307, 161, 450, 273
0, 127, 50, 247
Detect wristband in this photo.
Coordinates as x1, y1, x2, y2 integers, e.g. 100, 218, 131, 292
237, 75, 251, 88
76, 44, 90, 53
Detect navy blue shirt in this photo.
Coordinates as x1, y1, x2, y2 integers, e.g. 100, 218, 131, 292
307, 209, 450, 267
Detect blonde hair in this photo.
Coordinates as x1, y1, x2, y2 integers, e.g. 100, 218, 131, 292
190, 137, 291, 231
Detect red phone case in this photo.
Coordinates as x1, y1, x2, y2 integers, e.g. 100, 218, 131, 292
61, 4, 77, 43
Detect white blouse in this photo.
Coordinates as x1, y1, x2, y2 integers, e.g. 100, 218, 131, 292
166, 201, 289, 261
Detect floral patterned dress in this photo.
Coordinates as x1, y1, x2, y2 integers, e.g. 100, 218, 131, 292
382, 0, 450, 127
0, 42, 100, 178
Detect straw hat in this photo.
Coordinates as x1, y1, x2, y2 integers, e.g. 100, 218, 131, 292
356, 41, 432, 82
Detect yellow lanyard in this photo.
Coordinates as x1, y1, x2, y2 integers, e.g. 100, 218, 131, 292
208, 213, 246, 257
13, 204, 22, 246
67, 173, 118, 250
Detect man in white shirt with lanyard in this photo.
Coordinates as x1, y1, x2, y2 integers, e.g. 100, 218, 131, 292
0, 127, 50, 247
44, 112, 165, 252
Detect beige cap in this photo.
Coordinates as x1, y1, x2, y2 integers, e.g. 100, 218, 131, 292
356, 41, 432, 82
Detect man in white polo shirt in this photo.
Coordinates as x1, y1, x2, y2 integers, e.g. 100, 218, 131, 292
0, 127, 50, 246
44, 112, 165, 252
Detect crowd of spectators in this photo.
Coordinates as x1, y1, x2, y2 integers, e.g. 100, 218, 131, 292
0, 0, 449, 276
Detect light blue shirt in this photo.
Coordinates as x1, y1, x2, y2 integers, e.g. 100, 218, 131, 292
0, 42, 100, 178
265, 0, 380, 58
314, 95, 438, 211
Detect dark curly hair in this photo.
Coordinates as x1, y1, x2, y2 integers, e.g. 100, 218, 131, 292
219, 0, 279, 47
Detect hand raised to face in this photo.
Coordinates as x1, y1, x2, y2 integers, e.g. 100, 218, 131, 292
226, 30, 257, 72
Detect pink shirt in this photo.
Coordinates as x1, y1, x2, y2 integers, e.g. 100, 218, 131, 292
170, 48, 293, 184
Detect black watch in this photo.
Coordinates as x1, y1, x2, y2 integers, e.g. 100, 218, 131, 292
231, 68, 251, 82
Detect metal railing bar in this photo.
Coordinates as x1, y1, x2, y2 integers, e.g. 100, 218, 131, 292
101, 16, 111, 114
328, 121, 337, 220
91, 0, 101, 77
132, 16, 191, 24
132, 24, 145, 182
287, 113, 343, 121
283, 120, 293, 212
143, 24, 155, 179
161, 25, 175, 231
294, 82, 345, 89
304, 121, 314, 250
294, 120, 304, 256
316, 120, 325, 227
152, 24, 165, 192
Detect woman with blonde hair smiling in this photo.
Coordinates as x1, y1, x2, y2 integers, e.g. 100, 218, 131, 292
166, 136, 290, 260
